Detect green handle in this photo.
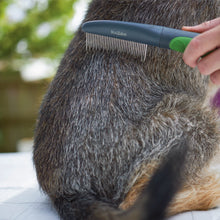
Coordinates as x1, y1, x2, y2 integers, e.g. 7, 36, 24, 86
169, 36, 213, 57
169, 37, 192, 53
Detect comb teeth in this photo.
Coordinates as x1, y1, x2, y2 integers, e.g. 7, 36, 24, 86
86, 33, 148, 61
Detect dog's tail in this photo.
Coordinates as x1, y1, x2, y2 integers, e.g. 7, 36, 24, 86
53, 138, 187, 220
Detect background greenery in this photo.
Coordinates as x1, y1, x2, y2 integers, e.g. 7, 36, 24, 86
0, 0, 82, 73
0, 0, 89, 152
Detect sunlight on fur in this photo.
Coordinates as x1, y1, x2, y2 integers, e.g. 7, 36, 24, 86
169, 152, 220, 216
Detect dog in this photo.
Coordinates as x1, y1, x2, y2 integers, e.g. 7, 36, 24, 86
33, 0, 220, 219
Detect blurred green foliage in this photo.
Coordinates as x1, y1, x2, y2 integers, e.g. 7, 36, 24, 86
0, 0, 89, 152
0, 0, 81, 72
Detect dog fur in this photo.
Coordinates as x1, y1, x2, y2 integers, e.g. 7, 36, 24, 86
33, 0, 220, 219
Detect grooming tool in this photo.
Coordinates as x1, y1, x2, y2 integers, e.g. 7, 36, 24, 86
82, 20, 199, 61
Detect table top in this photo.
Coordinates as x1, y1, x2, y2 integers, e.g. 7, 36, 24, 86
0, 152, 220, 220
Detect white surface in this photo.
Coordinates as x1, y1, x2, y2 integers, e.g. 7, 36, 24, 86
0, 153, 58, 220
0, 152, 220, 220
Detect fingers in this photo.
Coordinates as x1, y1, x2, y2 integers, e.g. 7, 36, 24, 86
182, 17, 220, 85
210, 70, 220, 85
183, 25, 220, 68
182, 17, 220, 33
197, 48, 220, 75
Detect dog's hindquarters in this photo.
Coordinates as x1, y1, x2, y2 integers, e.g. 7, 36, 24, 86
51, 137, 188, 220
33, 0, 220, 219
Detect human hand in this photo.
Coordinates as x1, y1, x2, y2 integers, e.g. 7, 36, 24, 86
182, 17, 220, 85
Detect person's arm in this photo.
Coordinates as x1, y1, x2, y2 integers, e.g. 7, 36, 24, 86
182, 17, 220, 85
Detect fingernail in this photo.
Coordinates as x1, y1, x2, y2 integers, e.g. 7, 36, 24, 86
182, 26, 192, 29
210, 73, 220, 85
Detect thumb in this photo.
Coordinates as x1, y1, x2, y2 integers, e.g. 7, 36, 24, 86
182, 17, 220, 33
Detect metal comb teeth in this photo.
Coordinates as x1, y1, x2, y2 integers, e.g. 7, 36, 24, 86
86, 33, 148, 61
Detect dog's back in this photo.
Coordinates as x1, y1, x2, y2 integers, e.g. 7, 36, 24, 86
33, 0, 220, 219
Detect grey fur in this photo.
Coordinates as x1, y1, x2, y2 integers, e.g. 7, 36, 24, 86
33, 0, 220, 219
